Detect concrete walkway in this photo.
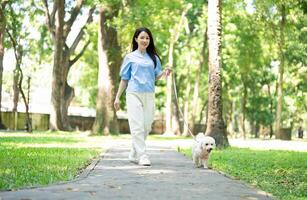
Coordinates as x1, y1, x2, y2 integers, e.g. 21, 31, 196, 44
0, 142, 273, 200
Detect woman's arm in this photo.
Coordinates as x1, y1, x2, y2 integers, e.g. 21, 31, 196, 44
114, 80, 128, 111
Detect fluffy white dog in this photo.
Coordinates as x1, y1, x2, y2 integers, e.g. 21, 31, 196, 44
192, 132, 216, 169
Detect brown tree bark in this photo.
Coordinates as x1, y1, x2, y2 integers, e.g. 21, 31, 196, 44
12, 69, 19, 112
49, 0, 65, 130
275, 4, 286, 139
240, 79, 247, 139
206, 0, 229, 147
43, 0, 95, 130
6, 28, 32, 132
183, 79, 191, 136
182, 52, 192, 136
0, 1, 8, 129
92, 6, 121, 135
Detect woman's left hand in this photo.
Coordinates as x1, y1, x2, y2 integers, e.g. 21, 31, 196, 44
165, 68, 172, 76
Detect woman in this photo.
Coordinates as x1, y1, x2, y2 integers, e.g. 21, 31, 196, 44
114, 27, 171, 166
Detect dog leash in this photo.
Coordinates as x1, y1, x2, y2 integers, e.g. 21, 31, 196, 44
171, 72, 196, 140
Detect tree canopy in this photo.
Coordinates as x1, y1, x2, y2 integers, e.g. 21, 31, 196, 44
1, 0, 306, 138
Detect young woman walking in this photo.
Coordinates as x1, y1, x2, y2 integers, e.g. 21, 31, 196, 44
114, 27, 171, 166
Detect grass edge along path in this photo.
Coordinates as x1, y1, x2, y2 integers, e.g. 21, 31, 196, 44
178, 147, 307, 200
0, 131, 103, 191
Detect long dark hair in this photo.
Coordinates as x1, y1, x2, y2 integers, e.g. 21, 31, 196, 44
132, 27, 161, 68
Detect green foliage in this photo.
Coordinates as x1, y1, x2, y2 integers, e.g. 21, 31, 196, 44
2, 0, 306, 134
246, 95, 274, 126
179, 147, 307, 200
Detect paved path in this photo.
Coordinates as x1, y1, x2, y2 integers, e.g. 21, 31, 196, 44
0, 143, 273, 200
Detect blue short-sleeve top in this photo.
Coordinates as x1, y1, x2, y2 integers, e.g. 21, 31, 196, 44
120, 49, 163, 93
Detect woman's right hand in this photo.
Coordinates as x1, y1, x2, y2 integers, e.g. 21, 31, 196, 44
114, 97, 120, 111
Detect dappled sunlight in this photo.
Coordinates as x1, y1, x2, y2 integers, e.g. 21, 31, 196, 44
229, 138, 307, 152
0, 131, 131, 149
133, 169, 176, 175
95, 163, 177, 175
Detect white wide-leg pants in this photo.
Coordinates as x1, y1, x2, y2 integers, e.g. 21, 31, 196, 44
126, 92, 155, 159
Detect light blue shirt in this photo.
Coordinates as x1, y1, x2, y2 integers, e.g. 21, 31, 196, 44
120, 50, 163, 93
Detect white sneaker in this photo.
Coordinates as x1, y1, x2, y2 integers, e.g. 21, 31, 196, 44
138, 155, 151, 166
128, 149, 137, 163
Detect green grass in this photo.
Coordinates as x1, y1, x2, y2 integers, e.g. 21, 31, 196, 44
0, 131, 103, 190
178, 147, 307, 200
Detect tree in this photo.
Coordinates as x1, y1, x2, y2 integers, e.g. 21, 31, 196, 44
164, 3, 191, 135
6, 2, 32, 132
43, 0, 95, 130
92, 3, 121, 135
0, 0, 8, 129
275, 3, 286, 139
206, 0, 229, 147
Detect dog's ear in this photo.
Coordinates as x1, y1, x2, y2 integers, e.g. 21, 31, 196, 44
199, 142, 204, 149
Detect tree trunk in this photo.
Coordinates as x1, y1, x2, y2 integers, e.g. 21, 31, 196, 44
61, 52, 74, 130
275, 4, 286, 139
17, 63, 32, 132
0, 1, 7, 128
191, 71, 199, 132
92, 6, 118, 135
104, 6, 121, 133
183, 80, 191, 136
12, 69, 19, 111
267, 84, 274, 138
165, 39, 174, 134
92, 5, 121, 135
240, 80, 247, 139
6, 26, 32, 132
50, 0, 65, 130
164, 4, 191, 135
183, 53, 192, 136
206, 0, 229, 147
198, 100, 207, 124
192, 27, 208, 133
165, 38, 181, 135
172, 95, 181, 135
46, 1, 94, 131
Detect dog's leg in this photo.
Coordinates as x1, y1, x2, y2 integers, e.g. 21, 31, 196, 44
193, 156, 201, 168
202, 159, 208, 169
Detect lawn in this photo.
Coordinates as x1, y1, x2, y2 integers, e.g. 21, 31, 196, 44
1, 131, 306, 200
0, 131, 108, 191
178, 147, 307, 200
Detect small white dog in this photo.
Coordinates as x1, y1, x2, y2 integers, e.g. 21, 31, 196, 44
192, 132, 216, 169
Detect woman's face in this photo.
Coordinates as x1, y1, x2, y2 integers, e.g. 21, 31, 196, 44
135, 31, 150, 51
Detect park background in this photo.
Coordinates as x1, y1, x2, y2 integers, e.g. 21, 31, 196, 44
0, 1, 307, 199
0, 0, 306, 139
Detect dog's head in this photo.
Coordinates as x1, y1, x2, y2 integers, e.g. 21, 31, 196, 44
196, 133, 216, 154
200, 136, 216, 153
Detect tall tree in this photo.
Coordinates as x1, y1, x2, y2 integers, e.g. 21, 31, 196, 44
43, 0, 95, 130
92, 3, 121, 135
206, 0, 229, 147
275, 4, 286, 138
6, 2, 32, 132
0, 0, 8, 129
164, 3, 191, 135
